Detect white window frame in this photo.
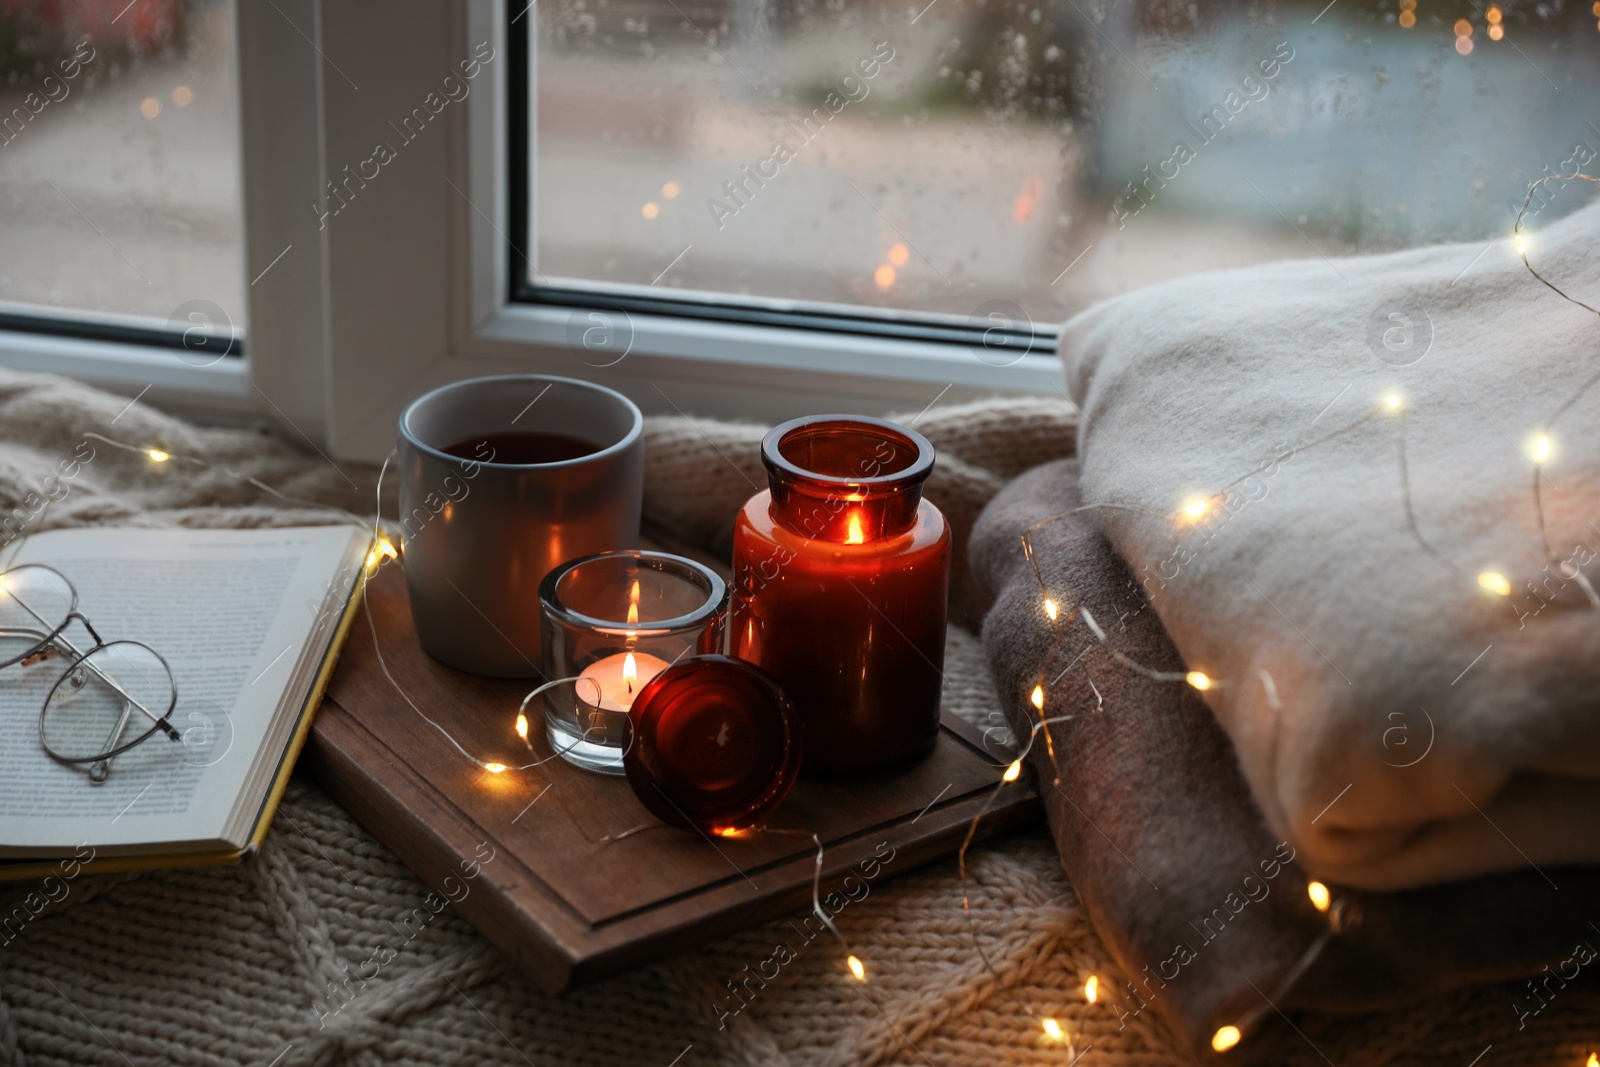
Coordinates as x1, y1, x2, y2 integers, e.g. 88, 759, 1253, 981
0, 0, 1065, 463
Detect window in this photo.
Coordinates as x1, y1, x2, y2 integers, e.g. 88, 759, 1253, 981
519, 0, 1599, 339
5, 0, 1597, 458
0, 0, 243, 357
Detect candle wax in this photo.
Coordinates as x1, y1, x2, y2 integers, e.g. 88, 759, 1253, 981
577, 650, 671, 713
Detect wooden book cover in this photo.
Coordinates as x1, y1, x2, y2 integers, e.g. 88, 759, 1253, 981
306, 565, 1041, 993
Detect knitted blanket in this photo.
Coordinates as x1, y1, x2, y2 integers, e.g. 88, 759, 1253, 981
0, 368, 1557, 1067
1062, 198, 1600, 890
972, 458, 1600, 1063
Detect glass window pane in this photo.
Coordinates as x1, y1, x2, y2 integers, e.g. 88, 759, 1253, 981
531, 1, 1598, 327
0, 0, 243, 333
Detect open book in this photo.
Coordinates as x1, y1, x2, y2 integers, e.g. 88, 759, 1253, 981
0, 525, 368, 878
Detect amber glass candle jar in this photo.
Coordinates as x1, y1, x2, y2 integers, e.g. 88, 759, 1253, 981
731, 415, 950, 775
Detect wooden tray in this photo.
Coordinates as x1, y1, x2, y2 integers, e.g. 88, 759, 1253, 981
305, 564, 1040, 993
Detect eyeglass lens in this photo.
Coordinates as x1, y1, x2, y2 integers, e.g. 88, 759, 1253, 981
0, 565, 75, 667
40, 641, 176, 764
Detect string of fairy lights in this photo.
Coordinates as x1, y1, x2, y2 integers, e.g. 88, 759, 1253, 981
29, 169, 1598, 1061
1003, 172, 1600, 1055
15, 440, 884, 1017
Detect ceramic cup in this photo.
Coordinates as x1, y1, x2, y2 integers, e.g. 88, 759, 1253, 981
397, 375, 644, 677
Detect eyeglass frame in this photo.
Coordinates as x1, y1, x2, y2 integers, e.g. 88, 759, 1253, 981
0, 563, 180, 784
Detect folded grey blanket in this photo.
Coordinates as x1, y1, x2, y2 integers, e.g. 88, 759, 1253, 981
1061, 197, 1600, 889
973, 458, 1600, 1061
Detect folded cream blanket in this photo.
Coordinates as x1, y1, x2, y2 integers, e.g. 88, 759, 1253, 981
1062, 196, 1600, 890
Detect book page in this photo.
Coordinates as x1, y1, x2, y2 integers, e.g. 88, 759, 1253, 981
0, 525, 363, 854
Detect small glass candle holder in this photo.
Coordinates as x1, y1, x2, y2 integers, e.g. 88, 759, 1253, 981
538, 550, 729, 775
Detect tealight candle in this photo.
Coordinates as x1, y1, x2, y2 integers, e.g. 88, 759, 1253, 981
577, 650, 670, 713
538, 550, 729, 775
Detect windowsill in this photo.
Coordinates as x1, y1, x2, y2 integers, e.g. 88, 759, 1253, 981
0, 330, 255, 421
473, 302, 1065, 394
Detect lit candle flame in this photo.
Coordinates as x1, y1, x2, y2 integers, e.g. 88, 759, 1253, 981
1003, 759, 1023, 782
1043, 597, 1059, 621
1186, 671, 1213, 691
1042, 1018, 1064, 1041
1307, 880, 1331, 912
1586, 1053, 1597, 1067
515, 712, 528, 740
1085, 975, 1099, 1003
148, 449, 171, 462
847, 955, 866, 981
1478, 572, 1512, 597
1030, 684, 1045, 710
623, 651, 638, 695
845, 511, 865, 544
1212, 1025, 1241, 1052
484, 762, 507, 774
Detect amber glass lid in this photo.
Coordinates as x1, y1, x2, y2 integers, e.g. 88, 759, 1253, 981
623, 655, 802, 835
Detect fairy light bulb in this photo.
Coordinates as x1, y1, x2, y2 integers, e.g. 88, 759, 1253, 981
1307, 880, 1331, 912
1515, 233, 1527, 256
1383, 392, 1403, 413
1003, 759, 1023, 782
1042, 1018, 1065, 1041
148, 449, 171, 462
1182, 497, 1211, 521
515, 712, 528, 740
1186, 671, 1213, 691
1043, 597, 1059, 621
847, 955, 866, 981
483, 762, 507, 774
1084, 975, 1099, 1003
1212, 1025, 1242, 1052
1030, 684, 1045, 710
365, 536, 400, 572
1533, 433, 1551, 465
1478, 572, 1512, 597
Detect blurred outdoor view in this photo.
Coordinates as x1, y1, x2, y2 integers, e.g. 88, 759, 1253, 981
0, 0, 243, 330
534, 0, 1600, 327
1, 1, 1595, 342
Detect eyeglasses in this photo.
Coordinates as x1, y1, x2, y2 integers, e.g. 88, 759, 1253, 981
0, 564, 178, 784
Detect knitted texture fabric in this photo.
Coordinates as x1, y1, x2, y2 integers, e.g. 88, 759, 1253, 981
1060, 199, 1600, 890
971, 458, 1600, 1062
0, 367, 1580, 1067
